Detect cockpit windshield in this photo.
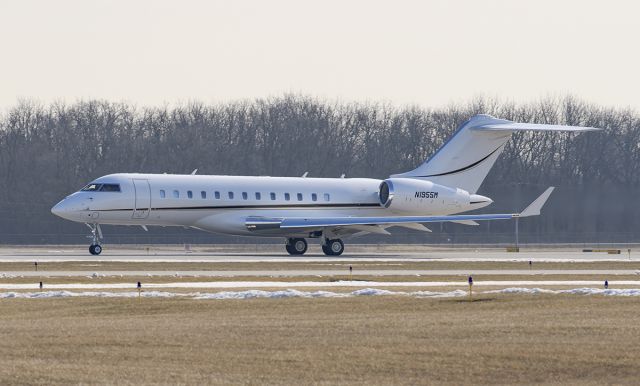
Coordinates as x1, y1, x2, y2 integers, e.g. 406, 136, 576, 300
81, 183, 101, 191
100, 184, 121, 192
81, 183, 121, 192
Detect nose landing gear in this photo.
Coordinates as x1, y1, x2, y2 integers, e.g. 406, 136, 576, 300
86, 223, 103, 255
89, 244, 102, 255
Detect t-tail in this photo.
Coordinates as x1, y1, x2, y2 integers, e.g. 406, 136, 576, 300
392, 114, 600, 194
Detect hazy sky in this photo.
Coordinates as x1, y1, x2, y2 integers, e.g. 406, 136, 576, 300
0, 0, 638, 109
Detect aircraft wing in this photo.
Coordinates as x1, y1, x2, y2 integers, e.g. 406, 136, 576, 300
246, 187, 554, 235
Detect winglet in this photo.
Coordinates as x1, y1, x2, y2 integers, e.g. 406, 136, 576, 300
519, 187, 555, 217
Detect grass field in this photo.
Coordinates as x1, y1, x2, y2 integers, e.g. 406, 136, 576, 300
1, 294, 639, 384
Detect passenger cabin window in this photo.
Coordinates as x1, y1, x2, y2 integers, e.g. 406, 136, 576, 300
242, 192, 248, 200
201, 191, 206, 199
311, 193, 317, 202
270, 192, 276, 200
160, 190, 166, 198
228, 192, 234, 199
284, 193, 290, 201
255, 192, 261, 200
297, 193, 303, 201
187, 191, 193, 199
324, 193, 330, 201
215, 191, 220, 199
173, 190, 179, 198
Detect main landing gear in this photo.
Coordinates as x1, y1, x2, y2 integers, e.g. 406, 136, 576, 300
285, 238, 308, 255
322, 239, 344, 256
86, 223, 103, 256
284, 237, 345, 256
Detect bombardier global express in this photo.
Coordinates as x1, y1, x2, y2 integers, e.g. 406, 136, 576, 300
51, 114, 599, 255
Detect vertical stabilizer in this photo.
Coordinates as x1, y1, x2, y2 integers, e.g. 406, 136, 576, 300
392, 115, 512, 194
392, 115, 599, 194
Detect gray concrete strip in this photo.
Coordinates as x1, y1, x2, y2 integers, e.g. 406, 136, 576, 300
1, 269, 638, 277
0, 247, 636, 262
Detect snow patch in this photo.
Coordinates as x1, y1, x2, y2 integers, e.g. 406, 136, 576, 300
195, 289, 343, 300
412, 289, 468, 298
352, 288, 395, 296
486, 287, 640, 297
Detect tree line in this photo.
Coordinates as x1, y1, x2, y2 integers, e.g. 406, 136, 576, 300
1, 95, 638, 244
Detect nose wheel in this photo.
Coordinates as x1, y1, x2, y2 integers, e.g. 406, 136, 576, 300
89, 244, 102, 255
322, 239, 344, 256
86, 223, 104, 256
285, 238, 308, 255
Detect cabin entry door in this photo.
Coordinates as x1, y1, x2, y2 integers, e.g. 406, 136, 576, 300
132, 179, 151, 219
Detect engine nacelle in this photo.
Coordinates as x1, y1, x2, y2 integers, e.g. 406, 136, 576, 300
379, 178, 470, 214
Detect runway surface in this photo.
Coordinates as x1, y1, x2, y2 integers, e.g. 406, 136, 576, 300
0, 246, 636, 262
1, 269, 639, 277
1, 247, 638, 294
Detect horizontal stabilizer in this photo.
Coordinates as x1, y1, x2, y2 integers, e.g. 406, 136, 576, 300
474, 122, 600, 132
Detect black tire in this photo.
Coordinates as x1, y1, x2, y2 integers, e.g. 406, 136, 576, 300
322, 239, 344, 256
89, 244, 102, 255
286, 238, 307, 255
328, 239, 344, 256
285, 243, 295, 255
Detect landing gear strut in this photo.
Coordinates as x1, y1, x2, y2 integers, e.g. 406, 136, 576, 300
285, 238, 308, 255
86, 223, 103, 256
322, 239, 344, 256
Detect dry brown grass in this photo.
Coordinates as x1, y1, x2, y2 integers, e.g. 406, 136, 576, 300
0, 294, 639, 385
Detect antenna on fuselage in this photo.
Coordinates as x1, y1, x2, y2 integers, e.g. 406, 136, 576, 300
340, 174, 345, 178
301, 172, 309, 178
191, 169, 198, 175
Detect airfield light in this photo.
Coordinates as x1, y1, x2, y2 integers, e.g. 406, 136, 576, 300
137, 281, 142, 299
34, 262, 38, 271
349, 265, 353, 281
604, 280, 609, 290
468, 276, 473, 300
39, 281, 43, 290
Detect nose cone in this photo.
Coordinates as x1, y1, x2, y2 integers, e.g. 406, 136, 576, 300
469, 194, 493, 209
51, 200, 66, 218
51, 199, 77, 221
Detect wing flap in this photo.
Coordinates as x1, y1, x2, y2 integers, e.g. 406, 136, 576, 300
450, 220, 479, 226
279, 213, 513, 229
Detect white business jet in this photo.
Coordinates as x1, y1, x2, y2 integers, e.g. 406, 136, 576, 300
51, 114, 599, 256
